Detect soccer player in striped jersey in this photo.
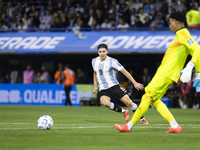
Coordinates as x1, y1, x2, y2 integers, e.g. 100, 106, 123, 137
114, 11, 200, 133
92, 43, 149, 124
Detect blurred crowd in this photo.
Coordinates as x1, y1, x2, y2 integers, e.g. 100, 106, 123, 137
0, 0, 199, 31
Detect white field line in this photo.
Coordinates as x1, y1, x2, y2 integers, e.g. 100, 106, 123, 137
0, 123, 200, 130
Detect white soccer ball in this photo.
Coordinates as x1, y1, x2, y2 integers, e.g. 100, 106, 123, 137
37, 115, 53, 130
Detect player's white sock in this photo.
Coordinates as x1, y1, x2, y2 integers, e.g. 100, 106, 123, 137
109, 102, 114, 109
130, 103, 137, 111
121, 109, 125, 113
170, 119, 178, 128
127, 121, 134, 131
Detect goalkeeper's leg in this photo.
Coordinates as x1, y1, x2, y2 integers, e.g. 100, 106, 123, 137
120, 94, 149, 124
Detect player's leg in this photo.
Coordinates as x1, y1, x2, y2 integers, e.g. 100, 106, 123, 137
152, 99, 182, 133
99, 88, 130, 121
100, 94, 126, 114
120, 94, 149, 124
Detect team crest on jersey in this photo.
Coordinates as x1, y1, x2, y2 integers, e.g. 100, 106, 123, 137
187, 39, 194, 45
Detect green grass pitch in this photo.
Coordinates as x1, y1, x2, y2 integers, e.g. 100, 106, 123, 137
0, 105, 200, 150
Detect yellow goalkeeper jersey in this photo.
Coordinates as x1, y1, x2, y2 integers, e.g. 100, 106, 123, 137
186, 10, 200, 27
157, 28, 200, 82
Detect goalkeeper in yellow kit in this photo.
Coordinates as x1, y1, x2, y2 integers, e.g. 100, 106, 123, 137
114, 11, 200, 133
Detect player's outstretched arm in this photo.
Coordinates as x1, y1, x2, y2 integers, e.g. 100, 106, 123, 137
120, 68, 144, 91
92, 71, 98, 94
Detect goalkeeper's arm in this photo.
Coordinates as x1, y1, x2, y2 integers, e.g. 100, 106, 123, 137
179, 61, 194, 83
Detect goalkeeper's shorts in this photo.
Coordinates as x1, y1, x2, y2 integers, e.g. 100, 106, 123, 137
145, 73, 174, 101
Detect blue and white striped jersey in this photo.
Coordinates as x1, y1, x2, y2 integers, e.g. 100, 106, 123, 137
92, 56, 123, 91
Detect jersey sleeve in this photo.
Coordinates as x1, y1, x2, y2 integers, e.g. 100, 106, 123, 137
92, 58, 96, 71
112, 59, 123, 71
179, 30, 200, 72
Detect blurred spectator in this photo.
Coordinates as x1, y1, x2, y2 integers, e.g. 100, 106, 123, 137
189, 0, 198, 10
117, 0, 129, 23
84, 0, 92, 15
109, 5, 117, 21
54, 62, 63, 84
10, 66, 18, 84
101, 17, 111, 28
41, 65, 52, 83
144, 0, 153, 14
22, 13, 29, 27
150, 16, 165, 29
91, 18, 100, 29
102, 0, 110, 15
34, 71, 48, 83
133, 0, 143, 13
13, 2, 23, 17
6, 1, 14, 18
39, 5, 46, 17
55, 2, 65, 14
0, 20, 9, 30
167, 82, 181, 108
34, 71, 42, 83
149, 8, 157, 22
50, 16, 64, 28
34, 11, 41, 28
130, 8, 137, 27
87, 7, 95, 27
61, 63, 75, 106
9, 12, 17, 29
143, 16, 151, 27
29, 5, 36, 17
75, 2, 84, 14
142, 68, 151, 87
64, 0, 75, 15
17, 19, 28, 32
66, 12, 75, 28
95, 8, 104, 25
76, 68, 88, 84
128, 0, 135, 10
153, 0, 163, 12
28, 16, 36, 29
92, 0, 102, 10
138, 7, 149, 24
175, 0, 186, 12
39, 9, 52, 29
23, 64, 35, 84
0, 1, 6, 15
117, 17, 129, 29
46, 0, 55, 14
133, 15, 143, 27
189, 69, 200, 109
180, 82, 190, 109
73, 17, 83, 30
22, 1, 30, 16
16, 12, 23, 24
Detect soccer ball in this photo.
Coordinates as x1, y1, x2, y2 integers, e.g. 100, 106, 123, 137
37, 115, 53, 130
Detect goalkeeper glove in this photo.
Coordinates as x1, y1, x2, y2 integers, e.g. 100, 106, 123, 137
179, 61, 194, 83
193, 72, 200, 92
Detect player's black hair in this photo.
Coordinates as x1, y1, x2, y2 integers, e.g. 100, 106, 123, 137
169, 11, 186, 24
98, 43, 108, 50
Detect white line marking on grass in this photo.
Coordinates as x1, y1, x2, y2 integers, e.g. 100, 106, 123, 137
0, 123, 31, 124
0, 124, 200, 130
